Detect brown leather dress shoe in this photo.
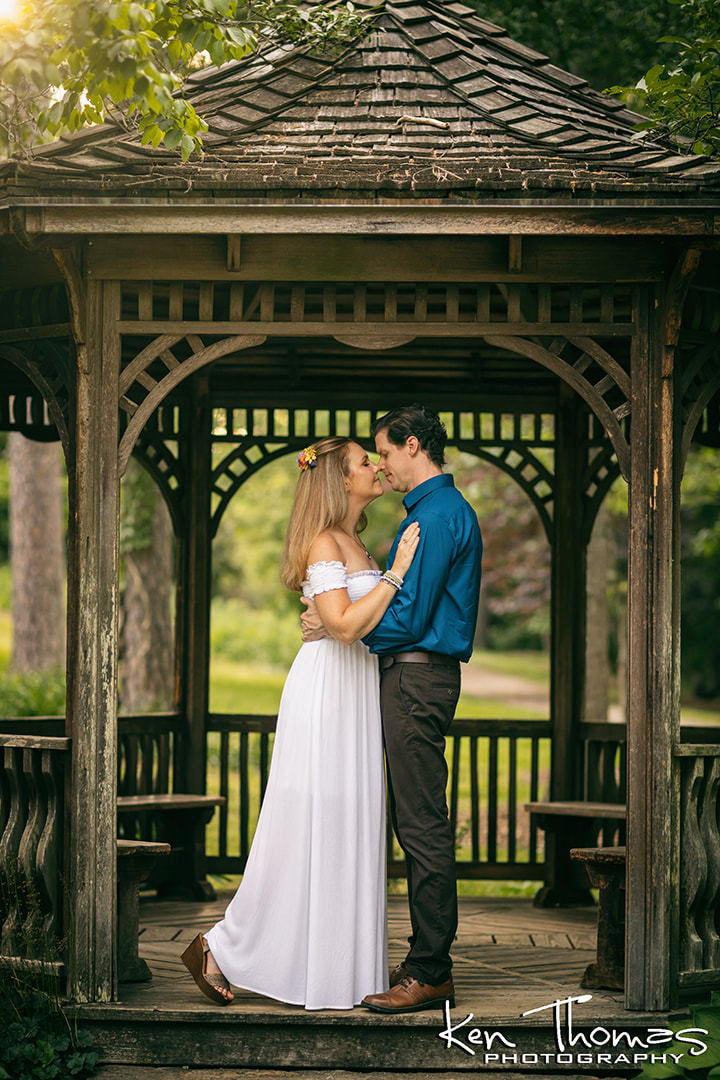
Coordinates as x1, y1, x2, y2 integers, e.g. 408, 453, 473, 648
389, 962, 408, 987
362, 975, 455, 1013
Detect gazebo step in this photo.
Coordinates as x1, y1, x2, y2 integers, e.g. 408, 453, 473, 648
70, 897, 685, 1076
71, 998, 683, 1074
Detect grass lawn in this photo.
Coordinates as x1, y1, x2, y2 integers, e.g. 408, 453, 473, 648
211, 656, 546, 721
0, 610, 10, 669
468, 648, 549, 685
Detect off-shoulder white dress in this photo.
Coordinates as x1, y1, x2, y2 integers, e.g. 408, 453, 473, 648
205, 561, 388, 1010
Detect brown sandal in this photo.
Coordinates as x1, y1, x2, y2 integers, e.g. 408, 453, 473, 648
181, 934, 233, 1005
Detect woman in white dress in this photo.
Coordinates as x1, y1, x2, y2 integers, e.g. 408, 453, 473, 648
181, 437, 419, 1010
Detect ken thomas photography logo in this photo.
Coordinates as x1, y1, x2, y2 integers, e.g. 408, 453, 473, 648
437, 993, 713, 1070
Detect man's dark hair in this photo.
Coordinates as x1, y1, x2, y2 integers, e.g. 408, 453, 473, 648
371, 403, 447, 467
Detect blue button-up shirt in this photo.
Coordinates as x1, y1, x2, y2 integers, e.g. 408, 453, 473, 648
363, 474, 482, 662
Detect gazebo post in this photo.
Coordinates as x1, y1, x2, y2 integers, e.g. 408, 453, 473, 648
536, 385, 589, 905
65, 279, 121, 1001
175, 375, 214, 895
625, 283, 681, 1010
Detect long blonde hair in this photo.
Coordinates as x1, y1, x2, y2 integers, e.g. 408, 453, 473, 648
280, 437, 367, 592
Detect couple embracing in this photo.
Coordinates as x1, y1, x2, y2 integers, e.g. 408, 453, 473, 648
182, 404, 483, 1013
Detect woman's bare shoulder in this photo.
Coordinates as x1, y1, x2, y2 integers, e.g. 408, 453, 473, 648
307, 530, 345, 565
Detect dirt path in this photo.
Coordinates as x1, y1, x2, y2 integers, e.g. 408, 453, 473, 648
461, 662, 549, 715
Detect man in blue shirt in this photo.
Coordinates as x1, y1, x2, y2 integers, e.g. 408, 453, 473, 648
360, 404, 482, 1014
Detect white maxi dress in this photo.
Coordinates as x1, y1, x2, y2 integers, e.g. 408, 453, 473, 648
205, 561, 388, 1010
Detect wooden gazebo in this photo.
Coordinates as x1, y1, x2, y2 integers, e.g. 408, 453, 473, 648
2, 0, 720, 1020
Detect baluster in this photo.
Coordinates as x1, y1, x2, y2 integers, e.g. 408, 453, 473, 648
217, 731, 229, 859
18, 748, 48, 956
680, 758, 706, 972
36, 747, 64, 945
584, 739, 601, 801
508, 737, 517, 863
529, 737, 540, 863
260, 731, 270, 800
240, 731, 250, 861
158, 731, 170, 793
141, 733, 154, 794
487, 736, 498, 863
470, 737, 479, 863
0, 746, 27, 956
697, 758, 720, 968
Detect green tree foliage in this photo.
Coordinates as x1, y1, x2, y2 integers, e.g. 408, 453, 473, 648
680, 444, 720, 699
451, 451, 551, 651
0, 0, 370, 157
609, 0, 720, 158
465, 0, 683, 91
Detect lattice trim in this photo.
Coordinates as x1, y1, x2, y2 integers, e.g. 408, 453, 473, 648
131, 405, 186, 536
484, 334, 631, 481
679, 343, 720, 469
0, 342, 72, 461
118, 333, 266, 475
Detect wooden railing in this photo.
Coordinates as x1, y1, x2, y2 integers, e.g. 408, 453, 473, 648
0, 733, 69, 976
4, 714, 718, 902
204, 713, 556, 879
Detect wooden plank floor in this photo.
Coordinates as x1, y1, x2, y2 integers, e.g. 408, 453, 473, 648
131, 892, 607, 1017
74, 895, 689, 1072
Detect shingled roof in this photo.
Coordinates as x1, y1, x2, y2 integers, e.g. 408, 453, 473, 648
3, 0, 720, 201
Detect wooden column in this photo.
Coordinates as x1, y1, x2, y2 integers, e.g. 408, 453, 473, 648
537, 383, 589, 905
625, 284, 681, 1010
179, 376, 212, 801
65, 279, 121, 1001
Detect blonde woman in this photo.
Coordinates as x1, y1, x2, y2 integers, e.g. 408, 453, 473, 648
181, 437, 418, 1010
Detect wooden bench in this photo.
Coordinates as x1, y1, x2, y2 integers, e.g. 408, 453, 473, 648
116, 839, 171, 982
525, 800, 626, 907
571, 846, 626, 990
117, 793, 225, 901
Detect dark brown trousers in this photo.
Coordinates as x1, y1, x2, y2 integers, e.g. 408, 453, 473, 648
380, 658, 461, 985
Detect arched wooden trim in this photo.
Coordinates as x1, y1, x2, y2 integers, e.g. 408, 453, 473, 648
130, 441, 184, 537
581, 446, 622, 546
332, 334, 417, 349
210, 433, 558, 543
119, 335, 186, 409
470, 445, 555, 544
680, 346, 720, 471
211, 441, 298, 537
118, 334, 266, 476
0, 342, 71, 459
567, 336, 631, 403
484, 334, 631, 481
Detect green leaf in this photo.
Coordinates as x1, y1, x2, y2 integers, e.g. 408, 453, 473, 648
209, 37, 226, 65
163, 126, 183, 149
181, 132, 196, 159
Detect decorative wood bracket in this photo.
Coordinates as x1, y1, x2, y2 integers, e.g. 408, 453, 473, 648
118, 333, 266, 475
485, 333, 631, 481
664, 246, 702, 377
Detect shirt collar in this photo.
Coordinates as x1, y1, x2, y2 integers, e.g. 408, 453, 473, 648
402, 473, 454, 512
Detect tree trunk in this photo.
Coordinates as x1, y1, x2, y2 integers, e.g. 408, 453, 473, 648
8, 433, 66, 671
119, 460, 174, 712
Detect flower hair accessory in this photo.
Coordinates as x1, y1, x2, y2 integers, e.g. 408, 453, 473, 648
297, 446, 317, 471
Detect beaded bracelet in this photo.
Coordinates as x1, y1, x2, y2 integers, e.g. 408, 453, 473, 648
384, 569, 404, 588
380, 572, 402, 591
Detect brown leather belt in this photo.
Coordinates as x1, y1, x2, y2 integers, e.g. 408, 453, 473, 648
380, 650, 459, 670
